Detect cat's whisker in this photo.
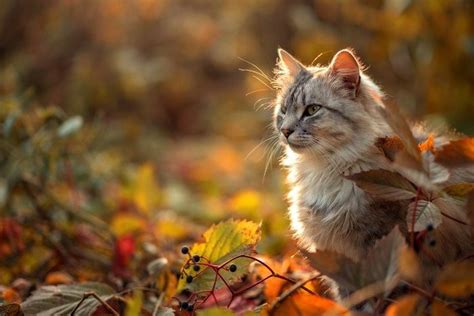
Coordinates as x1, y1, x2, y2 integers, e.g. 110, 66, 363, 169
251, 75, 274, 91
262, 138, 281, 182
238, 57, 273, 83
245, 89, 268, 96
245, 135, 278, 161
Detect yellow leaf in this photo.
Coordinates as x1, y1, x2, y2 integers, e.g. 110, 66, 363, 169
385, 294, 421, 316
436, 261, 474, 297
123, 163, 160, 214
125, 290, 143, 316
177, 219, 261, 292
111, 214, 146, 237
229, 190, 262, 218
154, 218, 188, 240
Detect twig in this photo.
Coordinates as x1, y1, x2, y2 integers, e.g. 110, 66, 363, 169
152, 293, 165, 316
268, 272, 321, 311
70, 292, 118, 316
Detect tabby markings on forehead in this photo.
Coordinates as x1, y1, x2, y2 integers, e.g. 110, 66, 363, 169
284, 70, 313, 111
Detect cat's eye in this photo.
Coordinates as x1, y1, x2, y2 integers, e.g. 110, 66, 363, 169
304, 104, 321, 116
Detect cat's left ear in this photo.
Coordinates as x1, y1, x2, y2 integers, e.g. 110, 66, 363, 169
277, 48, 304, 77
329, 49, 361, 98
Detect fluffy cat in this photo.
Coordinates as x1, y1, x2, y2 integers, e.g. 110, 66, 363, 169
272, 48, 473, 291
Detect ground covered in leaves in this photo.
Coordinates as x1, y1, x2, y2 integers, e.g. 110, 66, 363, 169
1, 1, 474, 315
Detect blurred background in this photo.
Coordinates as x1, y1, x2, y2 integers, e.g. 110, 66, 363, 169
0, 0, 473, 295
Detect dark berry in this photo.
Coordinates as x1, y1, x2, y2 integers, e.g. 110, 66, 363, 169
426, 224, 434, 231
186, 275, 193, 283
229, 264, 237, 272
192, 255, 200, 262
187, 305, 194, 312
180, 302, 189, 309
429, 239, 437, 247
181, 246, 189, 254
193, 265, 200, 272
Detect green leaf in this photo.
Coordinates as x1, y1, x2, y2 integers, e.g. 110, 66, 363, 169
21, 282, 115, 316
347, 169, 416, 201
57, 116, 83, 137
177, 219, 261, 292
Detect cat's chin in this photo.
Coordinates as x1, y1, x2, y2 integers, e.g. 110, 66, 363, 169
287, 143, 312, 153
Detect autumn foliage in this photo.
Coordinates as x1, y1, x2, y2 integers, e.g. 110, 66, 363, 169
1, 1, 474, 315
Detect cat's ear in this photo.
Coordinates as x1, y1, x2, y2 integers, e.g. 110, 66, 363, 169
329, 49, 361, 97
277, 48, 304, 77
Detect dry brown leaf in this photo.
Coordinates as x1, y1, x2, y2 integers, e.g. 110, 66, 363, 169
377, 101, 420, 161
443, 183, 474, 198
385, 294, 422, 316
376, 136, 405, 162
434, 137, 474, 167
435, 261, 474, 297
431, 301, 457, 316
347, 169, 416, 201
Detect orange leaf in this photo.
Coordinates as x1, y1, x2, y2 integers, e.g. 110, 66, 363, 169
385, 294, 421, 316
418, 134, 435, 153
1, 287, 21, 304
45, 271, 74, 285
431, 301, 457, 316
271, 292, 347, 316
435, 261, 474, 297
434, 137, 474, 167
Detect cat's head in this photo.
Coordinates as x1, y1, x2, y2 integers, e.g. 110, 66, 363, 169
273, 48, 388, 165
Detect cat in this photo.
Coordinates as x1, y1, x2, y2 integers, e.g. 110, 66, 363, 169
271, 48, 473, 295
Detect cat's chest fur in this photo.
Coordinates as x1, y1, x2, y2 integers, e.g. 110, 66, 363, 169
284, 148, 397, 261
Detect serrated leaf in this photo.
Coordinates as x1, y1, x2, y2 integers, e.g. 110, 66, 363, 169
434, 138, 474, 167
177, 219, 261, 292
422, 151, 450, 184
347, 169, 416, 201
304, 227, 404, 292
20, 282, 115, 316
57, 116, 83, 137
406, 200, 442, 232
435, 261, 474, 298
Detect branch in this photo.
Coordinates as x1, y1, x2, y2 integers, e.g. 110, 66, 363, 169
268, 272, 321, 312
70, 292, 118, 316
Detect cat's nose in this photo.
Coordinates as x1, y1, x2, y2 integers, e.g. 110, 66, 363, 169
280, 127, 294, 138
